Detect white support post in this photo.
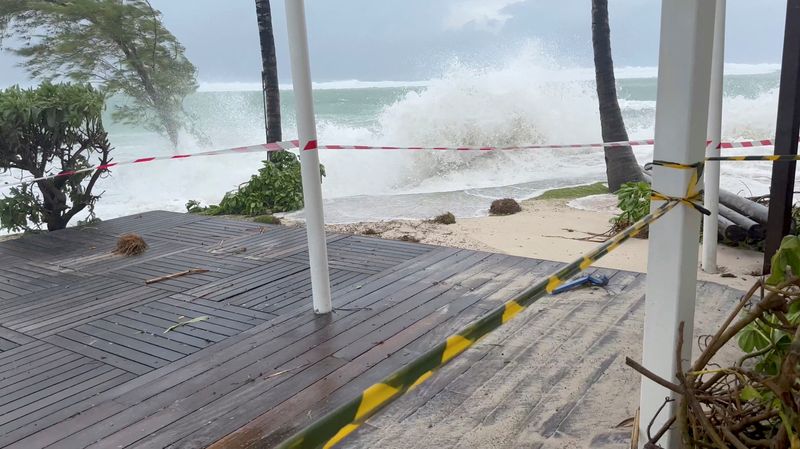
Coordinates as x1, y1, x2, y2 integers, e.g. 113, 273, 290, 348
702, 0, 726, 274
639, 0, 716, 447
285, 0, 332, 314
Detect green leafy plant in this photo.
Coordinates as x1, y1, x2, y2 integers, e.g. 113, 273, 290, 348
0, 83, 111, 232
187, 151, 323, 217
732, 236, 800, 446
185, 200, 205, 214
767, 235, 800, 286
611, 181, 651, 231
738, 235, 800, 375
0, 185, 40, 232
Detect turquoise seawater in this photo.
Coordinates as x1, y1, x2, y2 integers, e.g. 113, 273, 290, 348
1, 68, 785, 226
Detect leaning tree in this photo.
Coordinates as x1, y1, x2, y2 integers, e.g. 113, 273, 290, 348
0, 83, 112, 232
0, 0, 199, 147
591, 0, 645, 191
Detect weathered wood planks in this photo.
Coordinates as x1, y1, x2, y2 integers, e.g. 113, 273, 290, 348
0, 210, 703, 449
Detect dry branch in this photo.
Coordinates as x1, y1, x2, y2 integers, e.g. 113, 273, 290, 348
145, 268, 209, 285
627, 278, 800, 448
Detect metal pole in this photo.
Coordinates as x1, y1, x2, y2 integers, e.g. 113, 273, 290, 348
763, 0, 800, 274
285, 0, 332, 314
639, 0, 716, 447
702, 0, 726, 274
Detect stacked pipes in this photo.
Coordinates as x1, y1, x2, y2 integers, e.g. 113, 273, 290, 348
642, 166, 776, 244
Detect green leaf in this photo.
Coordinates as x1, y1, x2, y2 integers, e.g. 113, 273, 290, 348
738, 325, 771, 352
767, 235, 800, 285
164, 316, 209, 333
740, 385, 762, 402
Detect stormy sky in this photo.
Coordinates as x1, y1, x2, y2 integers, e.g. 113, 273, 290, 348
0, 0, 790, 87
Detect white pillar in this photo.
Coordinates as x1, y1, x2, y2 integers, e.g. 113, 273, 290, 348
701, 0, 726, 274
285, 0, 332, 314
639, 0, 716, 447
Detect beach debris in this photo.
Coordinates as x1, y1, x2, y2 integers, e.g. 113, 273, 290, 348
546, 227, 614, 243
551, 274, 609, 294
253, 214, 281, 225
362, 228, 379, 235
430, 212, 456, 225
263, 363, 309, 380
114, 233, 148, 256
145, 268, 209, 285
489, 198, 521, 215
164, 315, 209, 333
399, 235, 420, 243
626, 276, 800, 448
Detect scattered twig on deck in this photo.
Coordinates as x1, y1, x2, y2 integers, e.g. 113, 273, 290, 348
164, 316, 209, 333
145, 268, 209, 285
264, 363, 309, 380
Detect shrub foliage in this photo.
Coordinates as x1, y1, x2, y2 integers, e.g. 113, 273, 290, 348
188, 151, 323, 216
611, 181, 651, 230
0, 83, 112, 232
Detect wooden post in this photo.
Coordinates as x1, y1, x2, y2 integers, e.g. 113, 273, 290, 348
764, 0, 800, 273
638, 0, 716, 447
285, 0, 333, 314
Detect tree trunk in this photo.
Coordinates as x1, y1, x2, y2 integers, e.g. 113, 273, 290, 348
255, 0, 282, 144
591, 0, 644, 192
37, 181, 70, 231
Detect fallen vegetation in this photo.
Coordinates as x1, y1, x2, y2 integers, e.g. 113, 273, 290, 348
114, 233, 148, 256
628, 235, 800, 448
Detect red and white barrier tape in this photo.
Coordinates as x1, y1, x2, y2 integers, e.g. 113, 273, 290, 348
316, 139, 655, 152
314, 138, 776, 151
1, 140, 300, 190
0, 137, 777, 190
717, 139, 774, 149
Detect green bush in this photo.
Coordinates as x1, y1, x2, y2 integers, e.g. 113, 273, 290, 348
611, 181, 651, 230
187, 151, 323, 216
0, 83, 112, 232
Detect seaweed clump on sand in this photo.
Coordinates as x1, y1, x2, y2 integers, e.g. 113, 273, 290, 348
431, 212, 456, 225
489, 198, 521, 216
114, 233, 148, 256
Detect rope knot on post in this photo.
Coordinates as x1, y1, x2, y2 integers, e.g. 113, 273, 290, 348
650, 160, 711, 216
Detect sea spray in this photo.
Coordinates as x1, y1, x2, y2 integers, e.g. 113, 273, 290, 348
0, 47, 786, 227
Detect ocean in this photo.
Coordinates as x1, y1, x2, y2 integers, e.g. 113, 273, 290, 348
0, 58, 787, 228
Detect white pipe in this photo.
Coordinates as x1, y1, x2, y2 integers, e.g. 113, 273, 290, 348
285, 0, 332, 314
639, 0, 716, 447
702, 0, 726, 274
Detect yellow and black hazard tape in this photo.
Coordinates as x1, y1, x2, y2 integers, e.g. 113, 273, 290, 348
650, 160, 710, 216
706, 154, 800, 162
274, 169, 706, 449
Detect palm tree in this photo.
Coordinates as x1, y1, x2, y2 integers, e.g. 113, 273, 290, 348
255, 0, 282, 143
592, 0, 645, 191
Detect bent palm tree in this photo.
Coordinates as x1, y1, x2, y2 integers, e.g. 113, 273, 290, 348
592, 0, 645, 191
255, 0, 282, 143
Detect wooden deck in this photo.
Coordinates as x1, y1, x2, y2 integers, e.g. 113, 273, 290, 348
0, 211, 743, 449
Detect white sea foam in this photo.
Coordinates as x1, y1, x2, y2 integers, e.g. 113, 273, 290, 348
0, 46, 787, 227
198, 79, 431, 92
197, 63, 780, 93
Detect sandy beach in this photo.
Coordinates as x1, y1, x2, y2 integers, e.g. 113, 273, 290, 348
324, 194, 764, 291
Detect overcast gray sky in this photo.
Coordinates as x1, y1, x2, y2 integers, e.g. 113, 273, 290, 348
0, 0, 789, 87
